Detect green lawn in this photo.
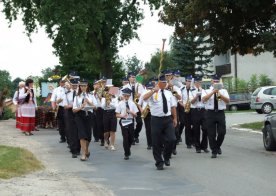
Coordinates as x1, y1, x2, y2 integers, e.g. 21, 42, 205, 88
239, 121, 263, 130
0, 145, 44, 179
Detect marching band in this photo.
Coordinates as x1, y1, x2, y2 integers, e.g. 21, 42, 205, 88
14, 70, 229, 170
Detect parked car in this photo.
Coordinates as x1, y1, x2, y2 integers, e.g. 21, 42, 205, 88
250, 86, 276, 114
262, 113, 276, 151
226, 92, 251, 111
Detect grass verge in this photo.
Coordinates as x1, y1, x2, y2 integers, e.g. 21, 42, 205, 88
239, 121, 263, 130
0, 145, 44, 179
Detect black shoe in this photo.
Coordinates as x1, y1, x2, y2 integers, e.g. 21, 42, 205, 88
164, 160, 170, 166
187, 145, 192, 149
211, 153, 217, 158
135, 138, 139, 143
147, 146, 152, 150
124, 156, 129, 160
100, 142, 104, 146
172, 149, 177, 155
218, 148, 222, 155
94, 139, 99, 142
156, 164, 164, 170
59, 139, 66, 143
203, 149, 210, 153
196, 149, 201, 153
72, 154, 78, 158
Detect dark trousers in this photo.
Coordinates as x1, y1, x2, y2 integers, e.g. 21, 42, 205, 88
134, 111, 143, 139
144, 113, 152, 147
57, 106, 66, 141
205, 110, 226, 154
177, 104, 185, 140
64, 109, 80, 154
191, 108, 208, 150
184, 111, 193, 146
119, 120, 134, 156
94, 108, 104, 141
151, 116, 176, 166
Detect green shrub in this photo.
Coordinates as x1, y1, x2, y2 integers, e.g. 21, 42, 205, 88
1, 107, 15, 120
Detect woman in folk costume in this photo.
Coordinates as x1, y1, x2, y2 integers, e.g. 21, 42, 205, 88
17, 78, 37, 136
73, 79, 97, 161
13, 81, 25, 129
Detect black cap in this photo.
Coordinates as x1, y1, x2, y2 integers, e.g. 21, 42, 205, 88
70, 78, 79, 85
158, 75, 167, 82
127, 72, 136, 78
212, 74, 220, 81
194, 76, 202, 82
79, 78, 88, 85
121, 88, 132, 95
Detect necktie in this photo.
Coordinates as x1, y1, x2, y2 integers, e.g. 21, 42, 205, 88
73, 90, 76, 100
126, 101, 130, 116
198, 89, 201, 102
214, 93, 218, 110
132, 85, 135, 100
161, 90, 168, 114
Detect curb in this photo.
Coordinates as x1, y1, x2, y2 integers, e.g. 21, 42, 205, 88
230, 123, 262, 134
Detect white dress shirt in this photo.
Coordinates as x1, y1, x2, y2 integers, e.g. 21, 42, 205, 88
73, 92, 97, 113
101, 97, 118, 110
51, 86, 66, 107
138, 90, 151, 110
190, 88, 207, 108
203, 88, 230, 110
62, 90, 74, 107
116, 100, 138, 119
181, 86, 193, 104
148, 89, 177, 117
121, 82, 145, 101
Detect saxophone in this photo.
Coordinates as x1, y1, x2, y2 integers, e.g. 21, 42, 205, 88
133, 84, 140, 107
141, 104, 150, 118
184, 99, 191, 113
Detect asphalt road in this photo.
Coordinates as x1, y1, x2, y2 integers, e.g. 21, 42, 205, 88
26, 111, 276, 196
0, 113, 276, 196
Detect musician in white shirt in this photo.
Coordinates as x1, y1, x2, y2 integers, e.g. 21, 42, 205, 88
51, 79, 66, 143
122, 72, 144, 144
73, 79, 97, 161
116, 88, 139, 160
189, 76, 209, 153
202, 75, 230, 158
137, 81, 154, 150
143, 75, 177, 170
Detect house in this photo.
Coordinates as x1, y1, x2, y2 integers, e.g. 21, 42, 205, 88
213, 51, 276, 81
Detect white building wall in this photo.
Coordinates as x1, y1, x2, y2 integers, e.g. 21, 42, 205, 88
213, 52, 276, 81
234, 52, 276, 81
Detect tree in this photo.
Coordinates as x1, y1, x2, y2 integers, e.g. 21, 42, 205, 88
170, 34, 213, 76
145, 50, 175, 81
124, 55, 143, 74
160, 0, 276, 56
2, 0, 163, 77
0, 70, 13, 97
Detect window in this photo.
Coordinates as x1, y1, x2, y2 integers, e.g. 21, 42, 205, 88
263, 88, 272, 95
252, 88, 261, 96
271, 88, 276, 96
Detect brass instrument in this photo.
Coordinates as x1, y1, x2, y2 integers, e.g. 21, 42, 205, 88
141, 104, 150, 118
170, 86, 178, 96
184, 100, 191, 113
216, 92, 221, 101
133, 84, 140, 107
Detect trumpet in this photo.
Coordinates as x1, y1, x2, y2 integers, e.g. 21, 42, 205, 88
216, 92, 221, 101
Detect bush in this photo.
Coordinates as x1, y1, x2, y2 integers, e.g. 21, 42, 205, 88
0, 107, 15, 120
